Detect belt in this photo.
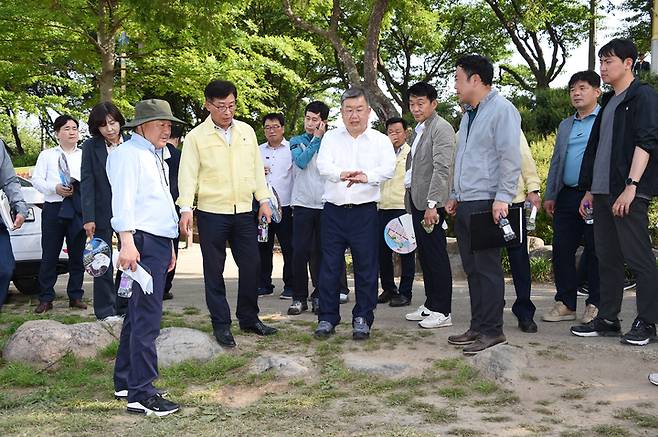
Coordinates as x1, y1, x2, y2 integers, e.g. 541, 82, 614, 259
335, 202, 376, 209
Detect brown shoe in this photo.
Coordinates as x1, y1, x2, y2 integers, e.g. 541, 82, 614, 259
462, 334, 507, 356
34, 302, 53, 314
69, 299, 88, 310
448, 329, 480, 345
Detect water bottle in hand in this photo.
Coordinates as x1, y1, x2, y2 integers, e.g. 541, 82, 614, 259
499, 215, 516, 242
117, 272, 133, 298
257, 216, 269, 242
524, 200, 537, 231
583, 201, 594, 225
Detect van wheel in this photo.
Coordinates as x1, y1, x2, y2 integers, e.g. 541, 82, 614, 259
13, 278, 40, 295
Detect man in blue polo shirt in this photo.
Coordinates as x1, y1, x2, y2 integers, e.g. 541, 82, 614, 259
543, 70, 602, 326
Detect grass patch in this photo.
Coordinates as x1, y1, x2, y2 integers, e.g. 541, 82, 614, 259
97, 340, 119, 359
438, 387, 468, 399
448, 429, 484, 436
613, 408, 658, 428
385, 391, 413, 406
483, 416, 512, 422
434, 357, 463, 371
592, 424, 631, 437
561, 389, 585, 400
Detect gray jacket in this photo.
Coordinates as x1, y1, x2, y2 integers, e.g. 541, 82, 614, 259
0, 140, 28, 217
405, 111, 456, 211
544, 115, 575, 201
451, 88, 521, 203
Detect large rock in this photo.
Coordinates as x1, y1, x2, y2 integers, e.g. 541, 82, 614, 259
343, 355, 410, 377
155, 327, 223, 367
470, 344, 530, 385
3, 319, 122, 367
251, 354, 311, 377
529, 245, 553, 260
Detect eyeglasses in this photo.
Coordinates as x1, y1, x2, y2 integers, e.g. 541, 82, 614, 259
207, 100, 236, 113
264, 125, 282, 131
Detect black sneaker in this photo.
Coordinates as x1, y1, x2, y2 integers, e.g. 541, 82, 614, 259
623, 279, 637, 291
570, 317, 621, 337
287, 300, 308, 315
280, 287, 293, 300
621, 318, 656, 346
127, 393, 180, 417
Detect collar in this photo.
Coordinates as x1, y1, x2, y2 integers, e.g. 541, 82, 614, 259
56, 145, 80, 154
130, 133, 157, 152
574, 104, 600, 120
415, 122, 426, 134
464, 88, 498, 111
339, 125, 375, 140
267, 139, 286, 149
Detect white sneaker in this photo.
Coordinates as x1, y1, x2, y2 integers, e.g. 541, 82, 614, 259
114, 389, 128, 399
419, 312, 453, 329
649, 373, 658, 386
405, 305, 431, 321
340, 293, 349, 304
101, 315, 124, 323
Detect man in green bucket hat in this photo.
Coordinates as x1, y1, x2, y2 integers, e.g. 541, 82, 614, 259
106, 98, 185, 417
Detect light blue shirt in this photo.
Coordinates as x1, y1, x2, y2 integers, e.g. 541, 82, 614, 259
563, 105, 600, 187
106, 133, 179, 239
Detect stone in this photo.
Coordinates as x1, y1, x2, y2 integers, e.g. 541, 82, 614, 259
529, 245, 553, 260
251, 354, 311, 377
527, 236, 545, 251
470, 344, 530, 385
343, 355, 410, 377
2, 319, 120, 368
155, 327, 223, 367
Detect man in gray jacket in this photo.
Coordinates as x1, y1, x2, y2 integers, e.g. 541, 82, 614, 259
0, 139, 28, 310
403, 82, 456, 329
446, 55, 521, 355
543, 71, 601, 326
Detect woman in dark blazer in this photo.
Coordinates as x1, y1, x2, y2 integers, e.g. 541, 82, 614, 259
80, 102, 130, 321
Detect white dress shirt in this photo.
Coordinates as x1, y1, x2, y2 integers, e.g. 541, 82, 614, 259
317, 126, 396, 206
31, 145, 83, 202
404, 121, 425, 188
106, 133, 179, 239
259, 139, 293, 207
214, 123, 233, 145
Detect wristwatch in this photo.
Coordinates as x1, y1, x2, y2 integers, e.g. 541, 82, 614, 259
625, 178, 639, 187
427, 200, 437, 209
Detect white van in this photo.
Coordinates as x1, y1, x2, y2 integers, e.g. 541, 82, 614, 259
2, 176, 68, 295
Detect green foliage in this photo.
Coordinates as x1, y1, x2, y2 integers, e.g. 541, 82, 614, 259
511, 89, 572, 143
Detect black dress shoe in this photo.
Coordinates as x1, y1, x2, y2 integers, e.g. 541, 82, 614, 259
389, 294, 411, 307
240, 320, 278, 336
377, 289, 398, 304
214, 328, 236, 347
518, 319, 538, 333
163, 292, 174, 300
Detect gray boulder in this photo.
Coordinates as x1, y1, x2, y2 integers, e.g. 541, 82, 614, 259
3, 319, 121, 367
470, 344, 530, 385
155, 327, 223, 367
343, 355, 410, 377
529, 245, 553, 260
251, 354, 311, 377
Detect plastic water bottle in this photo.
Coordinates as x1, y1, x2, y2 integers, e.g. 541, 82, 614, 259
499, 215, 516, 242
420, 219, 434, 233
117, 272, 133, 298
583, 201, 594, 225
524, 200, 537, 231
257, 216, 269, 242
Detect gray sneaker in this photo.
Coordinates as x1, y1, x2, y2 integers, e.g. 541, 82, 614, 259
314, 321, 335, 339
352, 317, 370, 340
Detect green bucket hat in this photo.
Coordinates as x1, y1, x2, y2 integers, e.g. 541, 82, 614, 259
124, 99, 186, 128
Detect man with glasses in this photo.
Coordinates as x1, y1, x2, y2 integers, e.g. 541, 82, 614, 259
258, 113, 294, 300
178, 80, 277, 348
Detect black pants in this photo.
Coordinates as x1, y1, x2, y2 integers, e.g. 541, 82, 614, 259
258, 206, 293, 291
552, 188, 599, 310
310, 248, 349, 295
92, 227, 127, 319
411, 205, 452, 315
593, 194, 658, 323
197, 210, 260, 328
0, 223, 14, 308
164, 236, 180, 295
38, 202, 85, 303
378, 209, 415, 298
113, 231, 170, 403
507, 202, 536, 321
319, 202, 378, 326
454, 200, 505, 337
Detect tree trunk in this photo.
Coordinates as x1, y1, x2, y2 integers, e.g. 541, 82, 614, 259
4, 107, 23, 155
588, 0, 596, 70
96, 2, 116, 102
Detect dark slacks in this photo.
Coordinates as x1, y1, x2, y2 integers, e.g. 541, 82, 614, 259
552, 188, 599, 310
197, 210, 260, 328
593, 194, 658, 323
0, 223, 14, 308
38, 202, 85, 303
378, 209, 415, 298
411, 205, 452, 314
309, 249, 349, 294
454, 199, 505, 337
93, 226, 127, 319
113, 231, 171, 403
258, 206, 293, 290
292, 206, 322, 301
318, 202, 378, 326
507, 201, 536, 321
164, 236, 180, 295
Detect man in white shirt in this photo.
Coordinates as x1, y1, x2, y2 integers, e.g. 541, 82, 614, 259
31, 115, 86, 313
314, 87, 396, 340
107, 99, 182, 417
258, 113, 294, 299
